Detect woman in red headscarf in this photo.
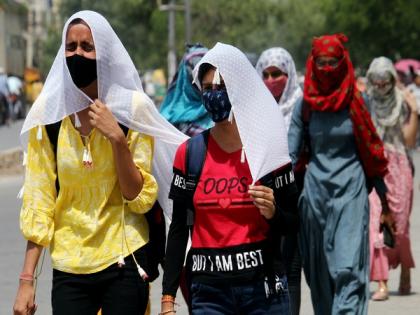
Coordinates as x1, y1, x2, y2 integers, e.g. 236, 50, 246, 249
288, 34, 391, 315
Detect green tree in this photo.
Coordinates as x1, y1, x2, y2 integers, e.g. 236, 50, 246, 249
322, 0, 420, 68
190, 0, 284, 54
38, 0, 420, 78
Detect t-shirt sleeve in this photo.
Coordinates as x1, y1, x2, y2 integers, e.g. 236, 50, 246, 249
259, 162, 299, 235
168, 141, 190, 201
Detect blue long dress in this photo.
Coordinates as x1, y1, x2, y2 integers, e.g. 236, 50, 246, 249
288, 100, 369, 315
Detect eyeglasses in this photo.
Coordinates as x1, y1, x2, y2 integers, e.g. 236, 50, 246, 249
262, 70, 286, 80
315, 58, 340, 68
202, 82, 226, 92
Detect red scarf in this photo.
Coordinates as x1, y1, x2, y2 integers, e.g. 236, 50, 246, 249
304, 34, 387, 179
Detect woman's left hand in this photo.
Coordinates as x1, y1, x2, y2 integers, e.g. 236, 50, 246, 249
248, 185, 276, 220
88, 99, 125, 143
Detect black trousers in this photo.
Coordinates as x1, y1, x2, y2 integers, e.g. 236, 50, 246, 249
52, 252, 149, 315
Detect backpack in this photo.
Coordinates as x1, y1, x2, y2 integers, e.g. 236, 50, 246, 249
45, 121, 165, 282
183, 129, 210, 227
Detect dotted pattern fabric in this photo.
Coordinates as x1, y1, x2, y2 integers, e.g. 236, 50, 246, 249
193, 43, 291, 183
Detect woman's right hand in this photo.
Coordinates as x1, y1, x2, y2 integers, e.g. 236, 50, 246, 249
13, 281, 37, 315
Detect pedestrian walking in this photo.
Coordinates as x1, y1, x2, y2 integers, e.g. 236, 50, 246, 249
160, 44, 213, 137
13, 10, 185, 315
161, 43, 299, 315
367, 57, 418, 300
0, 67, 11, 124
256, 46, 303, 315
256, 47, 303, 130
288, 34, 390, 315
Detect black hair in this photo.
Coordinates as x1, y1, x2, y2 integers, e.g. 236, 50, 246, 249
68, 18, 89, 27
197, 63, 216, 85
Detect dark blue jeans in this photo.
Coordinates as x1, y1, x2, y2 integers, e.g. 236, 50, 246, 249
191, 276, 290, 315
283, 234, 302, 315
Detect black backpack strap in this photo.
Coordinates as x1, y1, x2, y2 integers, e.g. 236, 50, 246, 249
118, 123, 129, 137
45, 121, 62, 156
45, 121, 62, 193
184, 129, 210, 226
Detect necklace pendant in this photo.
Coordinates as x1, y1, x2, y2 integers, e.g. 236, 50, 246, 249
82, 147, 93, 168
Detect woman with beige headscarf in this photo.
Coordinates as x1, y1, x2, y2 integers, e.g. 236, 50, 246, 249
367, 57, 417, 301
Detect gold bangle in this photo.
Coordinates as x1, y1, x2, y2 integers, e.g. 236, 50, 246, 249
159, 310, 176, 315
161, 295, 175, 303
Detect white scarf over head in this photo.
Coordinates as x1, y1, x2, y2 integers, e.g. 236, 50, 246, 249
193, 43, 291, 182
20, 10, 187, 225
255, 47, 302, 130
367, 56, 404, 132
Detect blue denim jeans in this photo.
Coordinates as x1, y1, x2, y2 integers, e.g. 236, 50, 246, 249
191, 276, 290, 315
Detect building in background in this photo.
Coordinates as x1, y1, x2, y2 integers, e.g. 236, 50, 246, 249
0, 0, 60, 76
0, 1, 27, 76
21, 0, 61, 70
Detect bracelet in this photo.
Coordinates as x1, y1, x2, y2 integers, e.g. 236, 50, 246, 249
159, 311, 176, 315
161, 295, 176, 303
19, 273, 34, 282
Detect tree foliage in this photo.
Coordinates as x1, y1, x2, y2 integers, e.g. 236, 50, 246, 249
38, 0, 420, 77
322, 0, 420, 68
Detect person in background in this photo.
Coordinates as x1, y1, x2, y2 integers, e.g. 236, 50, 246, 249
356, 76, 368, 93
160, 44, 213, 137
288, 34, 390, 315
367, 57, 417, 300
256, 47, 303, 315
7, 75, 26, 119
0, 67, 11, 124
256, 47, 303, 130
407, 70, 420, 108
407, 70, 420, 147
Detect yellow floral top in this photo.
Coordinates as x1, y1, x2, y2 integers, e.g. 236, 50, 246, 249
20, 116, 158, 274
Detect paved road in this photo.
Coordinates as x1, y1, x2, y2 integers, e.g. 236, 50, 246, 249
1, 155, 419, 314
0, 120, 24, 152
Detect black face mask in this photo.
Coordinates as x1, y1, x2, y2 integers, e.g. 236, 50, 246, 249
66, 54, 97, 88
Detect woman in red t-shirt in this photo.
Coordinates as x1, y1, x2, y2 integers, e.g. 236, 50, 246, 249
160, 45, 299, 315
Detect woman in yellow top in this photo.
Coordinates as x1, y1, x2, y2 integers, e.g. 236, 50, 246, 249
13, 11, 186, 315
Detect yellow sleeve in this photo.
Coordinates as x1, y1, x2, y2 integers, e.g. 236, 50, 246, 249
124, 130, 158, 214
20, 126, 57, 247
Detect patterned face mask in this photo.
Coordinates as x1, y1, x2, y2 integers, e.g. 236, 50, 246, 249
202, 89, 232, 122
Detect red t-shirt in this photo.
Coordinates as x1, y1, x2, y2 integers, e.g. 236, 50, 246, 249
173, 135, 269, 249
165, 132, 297, 289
